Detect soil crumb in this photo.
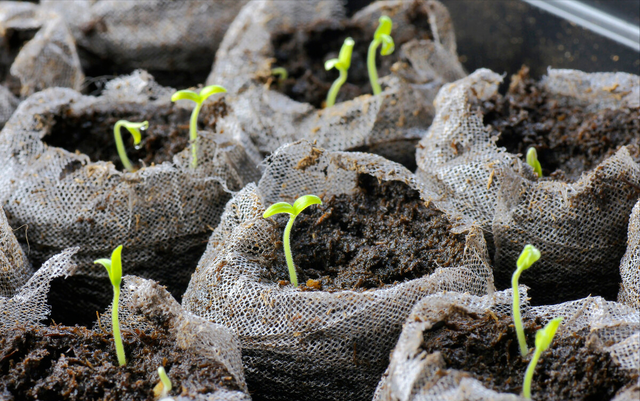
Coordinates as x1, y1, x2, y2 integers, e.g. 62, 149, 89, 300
0, 324, 241, 401
475, 66, 640, 182
263, 174, 466, 291
420, 307, 637, 401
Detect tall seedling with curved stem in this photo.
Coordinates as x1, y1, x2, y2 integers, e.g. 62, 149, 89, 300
263, 195, 322, 287
325, 37, 355, 108
171, 85, 227, 169
512, 244, 541, 356
114, 120, 148, 172
367, 15, 395, 95
94, 245, 126, 366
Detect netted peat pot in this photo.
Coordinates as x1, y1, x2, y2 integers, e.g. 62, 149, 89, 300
207, 0, 465, 170
183, 141, 494, 401
0, 70, 261, 326
416, 67, 640, 304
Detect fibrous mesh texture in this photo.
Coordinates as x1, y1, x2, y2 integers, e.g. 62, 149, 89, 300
0, 206, 31, 298
0, 70, 261, 324
207, 0, 465, 169
183, 140, 494, 401
619, 199, 640, 310
374, 288, 640, 401
96, 275, 250, 401
0, 84, 18, 130
416, 68, 640, 304
0, 1, 84, 97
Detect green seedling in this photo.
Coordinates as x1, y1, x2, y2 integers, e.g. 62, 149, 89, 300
94, 245, 126, 366
114, 120, 148, 172
526, 147, 543, 178
367, 15, 395, 95
171, 85, 227, 169
156, 366, 172, 399
263, 195, 322, 287
512, 244, 541, 357
271, 67, 288, 81
324, 37, 355, 108
522, 317, 563, 399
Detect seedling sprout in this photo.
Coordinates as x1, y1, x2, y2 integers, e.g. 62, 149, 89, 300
156, 366, 173, 399
324, 37, 355, 108
367, 15, 395, 95
263, 195, 322, 287
171, 85, 227, 169
94, 245, 126, 366
512, 244, 541, 357
114, 120, 149, 172
522, 316, 563, 399
526, 147, 543, 178
271, 67, 288, 81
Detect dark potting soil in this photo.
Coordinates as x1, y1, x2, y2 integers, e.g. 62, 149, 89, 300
268, 3, 433, 108
475, 66, 640, 182
420, 306, 637, 401
263, 174, 466, 291
0, 324, 242, 401
44, 98, 228, 172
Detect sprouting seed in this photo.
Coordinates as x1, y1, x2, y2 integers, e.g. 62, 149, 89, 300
271, 67, 288, 82
94, 245, 126, 366
324, 37, 355, 108
367, 15, 395, 95
526, 147, 543, 178
155, 366, 173, 399
263, 195, 322, 287
512, 244, 541, 357
171, 85, 227, 169
114, 120, 149, 172
522, 317, 563, 399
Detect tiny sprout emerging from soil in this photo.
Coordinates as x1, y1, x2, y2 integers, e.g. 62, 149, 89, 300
94, 245, 126, 366
171, 85, 227, 169
114, 120, 149, 172
155, 366, 172, 399
512, 244, 541, 357
522, 316, 563, 399
367, 15, 395, 95
263, 195, 323, 287
324, 37, 355, 108
271, 67, 288, 81
526, 147, 543, 178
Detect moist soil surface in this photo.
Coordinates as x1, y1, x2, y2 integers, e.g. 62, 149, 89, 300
268, 3, 433, 108
44, 98, 228, 172
420, 306, 637, 401
0, 324, 242, 401
263, 174, 466, 291
474, 66, 640, 182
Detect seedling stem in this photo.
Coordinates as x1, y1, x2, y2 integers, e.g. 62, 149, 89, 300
114, 120, 148, 172
522, 317, 563, 399
325, 38, 355, 108
367, 16, 395, 95
512, 244, 541, 357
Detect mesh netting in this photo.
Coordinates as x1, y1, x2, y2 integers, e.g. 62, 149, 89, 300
0, 1, 84, 97
0, 84, 18, 129
416, 68, 640, 304
619, 199, 640, 310
0, 70, 261, 324
0, 206, 32, 298
183, 140, 494, 401
207, 0, 465, 169
374, 288, 640, 401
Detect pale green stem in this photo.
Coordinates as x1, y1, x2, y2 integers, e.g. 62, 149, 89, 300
284, 215, 298, 287
112, 286, 126, 366
189, 102, 203, 169
326, 68, 348, 108
512, 269, 528, 357
114, 121, 134, 172
522, 347, 541, 399
368, 39, 382, 95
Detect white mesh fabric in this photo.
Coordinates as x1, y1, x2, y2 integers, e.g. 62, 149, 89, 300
0, 71, 261, 318
375, 288, 640, 401
207, 0, 465, 168
619, 199, 640, 310
96, 276, 250, 400
0, 84, 18, 129
0, 206, 31, 298
416, 68, 640, 303
183, 140, 494, 400
0, 248, 77, 333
